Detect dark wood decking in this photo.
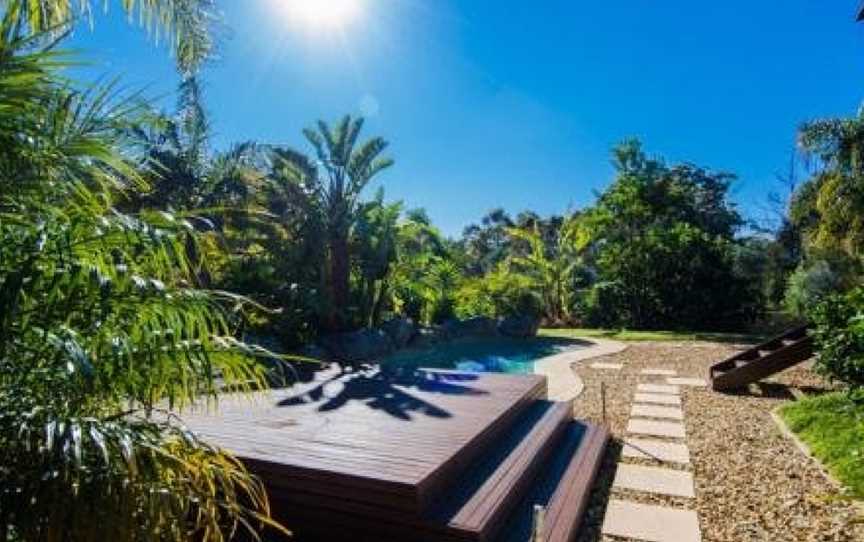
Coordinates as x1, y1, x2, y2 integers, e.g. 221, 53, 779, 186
182, 365, 607, 541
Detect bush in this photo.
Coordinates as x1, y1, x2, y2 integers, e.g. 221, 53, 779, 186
810, 287, 864, 392
454, 268, 542, 320
582, 281, 627, 328
784, 260, 843, 317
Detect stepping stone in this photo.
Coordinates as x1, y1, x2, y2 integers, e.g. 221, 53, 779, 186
637, 383, 680, 395
642, 368, 677, 376
634, 392, 681, 406
590, 362, 623, 370
602, 500, 701, 542
628, 418, 686, 439
622, 438, 691, 464
667, 377, 707, 387
631, 404, 684, 420
613, 464, 695, 498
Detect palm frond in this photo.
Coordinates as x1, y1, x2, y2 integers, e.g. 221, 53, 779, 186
10, 0, 218, 74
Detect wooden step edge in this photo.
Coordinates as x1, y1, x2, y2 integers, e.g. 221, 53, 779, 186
542, 422, 610, 542
416, 376, 550, 512
446, 401, 573, 538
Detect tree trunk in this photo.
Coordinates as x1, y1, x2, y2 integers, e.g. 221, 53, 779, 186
371, 280, 389, 327
328, 232, 351, 331
364, 276, 377, 328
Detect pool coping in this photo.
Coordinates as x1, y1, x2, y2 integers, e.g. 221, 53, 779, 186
533, 338, 628, 401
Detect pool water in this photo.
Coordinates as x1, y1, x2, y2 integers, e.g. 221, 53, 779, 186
382, 337, 583, 375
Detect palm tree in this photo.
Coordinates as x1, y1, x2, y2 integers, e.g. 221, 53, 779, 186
9, 0, 216, 74
354, 191, 402, 327
0, 7, 284, 539
508, 224, 580, 323
271, 115, 393, 331
798, 113, 864, 258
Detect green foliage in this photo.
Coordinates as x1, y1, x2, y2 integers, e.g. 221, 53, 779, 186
797, 111, 864, 260
575, 140, 756, 330
459, 208, 515, 275
810, 287, 864, 391
354, 191, 401, 326
9, 0, 217, 74
784, 260, 844, 317
0, 9, 283, 540
507, 223, 580, 324
270, 115, 393, 331
454, 266, 542, 320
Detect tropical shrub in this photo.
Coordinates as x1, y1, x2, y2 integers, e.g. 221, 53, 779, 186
0, 12, 283, 540
454, 267, 542, 320
810, 287, 864, 393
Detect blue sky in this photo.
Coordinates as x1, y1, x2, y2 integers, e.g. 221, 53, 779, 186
68, 1, 864, 236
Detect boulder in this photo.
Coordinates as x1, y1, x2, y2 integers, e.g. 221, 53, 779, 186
410, 325, 449, 348
380, 317, 416, 348
498, 315, 541, 338
319, 328, 393, 363
442, 316, 499, 338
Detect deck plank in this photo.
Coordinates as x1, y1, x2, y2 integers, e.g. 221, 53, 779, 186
181, 366, 547, 514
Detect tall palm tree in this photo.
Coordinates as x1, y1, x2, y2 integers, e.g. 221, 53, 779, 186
271, 115, 393, 331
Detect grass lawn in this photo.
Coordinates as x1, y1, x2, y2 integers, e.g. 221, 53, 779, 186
539, 327, 764, 343
779, 392, 864, 499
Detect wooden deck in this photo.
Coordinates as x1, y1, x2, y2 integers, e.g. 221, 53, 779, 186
182, 365, 607, 541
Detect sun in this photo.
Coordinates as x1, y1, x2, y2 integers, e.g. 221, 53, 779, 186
280, 0, 364, 29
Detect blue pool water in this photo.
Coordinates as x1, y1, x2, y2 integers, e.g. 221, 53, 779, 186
382, 337, 583, 374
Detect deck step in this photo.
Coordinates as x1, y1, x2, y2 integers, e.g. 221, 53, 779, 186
437, 400, 573, 541
500, 421, 609, 542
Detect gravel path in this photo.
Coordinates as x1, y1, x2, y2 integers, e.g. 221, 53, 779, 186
570, 341, 864, 542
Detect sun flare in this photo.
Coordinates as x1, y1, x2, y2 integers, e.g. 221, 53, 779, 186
280, 0, 363, 29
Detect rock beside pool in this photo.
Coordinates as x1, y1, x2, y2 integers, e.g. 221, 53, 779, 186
381, 317, 416, 348
443, 316, 499, 338
318, 328, 393, 363
498, 315, 541, 338
410, 325, 450, 348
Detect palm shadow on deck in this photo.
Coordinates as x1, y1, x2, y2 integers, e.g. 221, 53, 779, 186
277, 365, 488, 421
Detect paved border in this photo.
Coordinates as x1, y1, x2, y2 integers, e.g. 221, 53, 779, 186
533, 337, 628, 401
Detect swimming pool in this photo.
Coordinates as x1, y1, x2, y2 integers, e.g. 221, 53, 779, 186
382, 337, 584, 375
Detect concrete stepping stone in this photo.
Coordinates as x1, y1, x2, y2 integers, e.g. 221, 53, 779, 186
666, 377, 707, 387
602, 499, 701, 542
631, 404, 684, 420
622, 438, 691, 464
590, 362, 623, 370
637, 383, 680, 395
613, 463, 695, 498
642, 368, 677, 376
628, 418, 686, 439
634, 392, 681, 406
